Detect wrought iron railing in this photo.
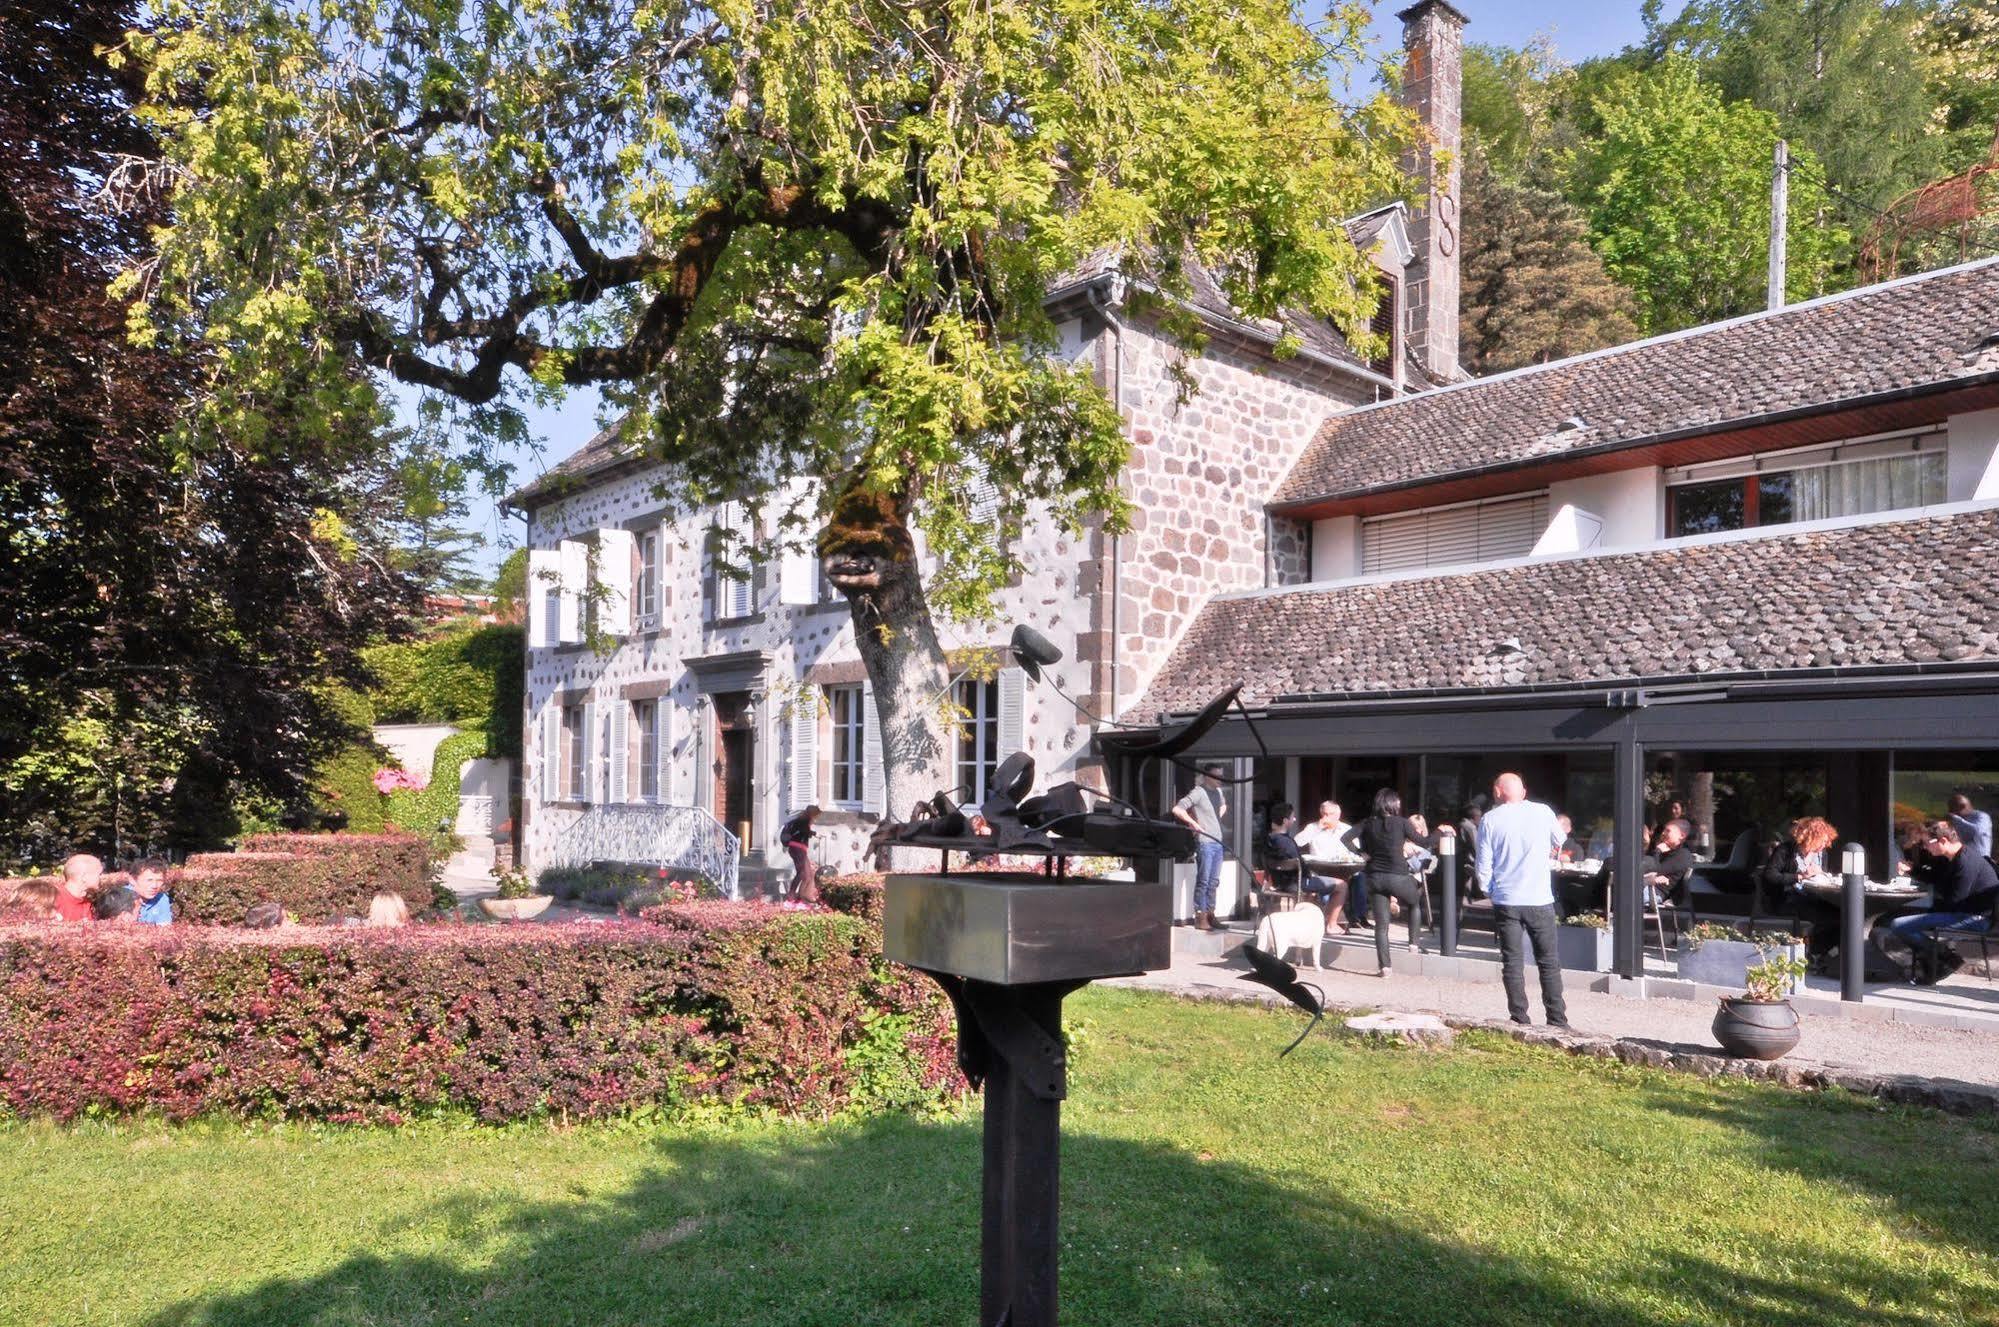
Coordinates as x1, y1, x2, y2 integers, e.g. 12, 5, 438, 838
543, 804, 742, 899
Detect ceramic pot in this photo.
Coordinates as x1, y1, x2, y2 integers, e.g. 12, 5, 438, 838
477, 895, 553, 921
1712, 997, 1800, 1060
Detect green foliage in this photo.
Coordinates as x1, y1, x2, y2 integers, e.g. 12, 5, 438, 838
365, 624, 524, 753
1565, 55, 1846, 333
1459, 147, 1638, 373
124, 0, 1413, 627
312, 744, 391, 835
1744, 948, 1808, 1000
384, 729, 487, 836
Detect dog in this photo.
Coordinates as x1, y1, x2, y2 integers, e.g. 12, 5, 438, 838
1253, 903, 1328, 970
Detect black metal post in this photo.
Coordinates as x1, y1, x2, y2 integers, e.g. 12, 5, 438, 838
1612, 737, 1646, 979
923, 975, 1084, 1327
1841, 851, 1867, 1003
1438, 835, 1458, 957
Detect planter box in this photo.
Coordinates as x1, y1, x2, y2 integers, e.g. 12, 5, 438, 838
1676, 938, 1805, 990
1556, 925, 1614, 972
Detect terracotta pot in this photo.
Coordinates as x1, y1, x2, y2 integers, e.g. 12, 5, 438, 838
477, 895, 553, 921
1712, 997, 1800, 1060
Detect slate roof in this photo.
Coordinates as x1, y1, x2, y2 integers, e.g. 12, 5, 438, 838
1133, 506, 1999, 719
1275, 257, 1999, 507
507, 424, 631, 508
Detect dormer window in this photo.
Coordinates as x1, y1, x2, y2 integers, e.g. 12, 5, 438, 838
1368, 274, 1399, 377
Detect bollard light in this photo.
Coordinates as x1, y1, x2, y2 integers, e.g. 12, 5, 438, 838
1840, 843, 1867, 1002
1437, 833, 1455, 857
1841, 843, 1866, 878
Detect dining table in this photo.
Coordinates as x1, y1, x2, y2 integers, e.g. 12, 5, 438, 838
1796, 876, 1929, 924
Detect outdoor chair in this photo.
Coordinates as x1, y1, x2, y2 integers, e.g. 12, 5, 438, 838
1937, 913, 1997, 983
1250, 867, 1304, 921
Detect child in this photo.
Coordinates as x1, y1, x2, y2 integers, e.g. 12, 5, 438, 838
129, 858, 173, 925
93, 885, 143, 924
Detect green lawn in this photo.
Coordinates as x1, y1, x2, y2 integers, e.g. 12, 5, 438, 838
5, 987, 1995, 1326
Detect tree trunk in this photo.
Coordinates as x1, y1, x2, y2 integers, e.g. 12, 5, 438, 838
848, 551, 954, 840
820, 484, 953, 869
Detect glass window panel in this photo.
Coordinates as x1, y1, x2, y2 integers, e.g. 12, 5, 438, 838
1754, 472, 1793, 526
1670, 478, 1746, 536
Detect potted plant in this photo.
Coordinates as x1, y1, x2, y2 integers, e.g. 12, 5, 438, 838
1712, 948, 1807, 1060
1556, 911, 1614, 971
1677, 922, 1806, 989
477, 868, 553, 920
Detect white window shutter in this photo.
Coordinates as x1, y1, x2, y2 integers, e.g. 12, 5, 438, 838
541, 705, 561, 803
778, 548, 817, 605
558, 540, 587, 643
609, 700, 629, 803
862, 682, 884, 814
579, 701, 596, 803
656, 701, 673, 804
997, 667, 1026, 758
597, 529, 634, 636
527, 549, 558, 647
791, 698, 818, 809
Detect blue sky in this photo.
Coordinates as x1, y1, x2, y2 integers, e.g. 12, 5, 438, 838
446, 0, 1656, 575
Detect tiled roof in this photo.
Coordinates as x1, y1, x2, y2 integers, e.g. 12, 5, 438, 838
1275, 258, 1999, 506
506, 424, 632, 508
1133, 506, 1999, 719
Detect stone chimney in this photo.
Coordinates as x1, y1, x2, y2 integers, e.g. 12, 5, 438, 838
1397, 0, 1465, 383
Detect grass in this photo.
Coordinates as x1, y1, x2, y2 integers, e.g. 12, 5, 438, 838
4, 986, 1996, 1326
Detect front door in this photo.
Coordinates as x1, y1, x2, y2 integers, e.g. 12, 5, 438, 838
712, 692, 755, 843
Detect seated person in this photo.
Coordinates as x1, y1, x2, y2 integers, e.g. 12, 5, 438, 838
1262, 802, 1304, 892
1762, 816, 1840, 958
92, 885, 143, 924
243, 900, 287, 929
55, 853, 102, 922
1641, 819, 1696, 907
366, 890, 411, 928
1554, 815, 1584, 863
1889, 820, 1999, 983
129, 858, 173, 926
1277, 802, 1353, 931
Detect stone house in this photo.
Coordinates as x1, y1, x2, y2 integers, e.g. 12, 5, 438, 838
507, 2, 1475, 887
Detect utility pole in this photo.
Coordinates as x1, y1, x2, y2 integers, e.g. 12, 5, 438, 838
1767, 139, 1788, 311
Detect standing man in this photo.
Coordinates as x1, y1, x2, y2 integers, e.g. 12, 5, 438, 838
54, 853, 101, 922
1172, 764, 1228, 931
1475, 773, 1571, 1029
1949, 793, 1993, 863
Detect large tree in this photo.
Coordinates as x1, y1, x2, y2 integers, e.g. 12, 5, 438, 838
1564, 54, 1845, 333
121, 0, 1413, 819
0, 0, 416, 858
1458, 150, 1638, 375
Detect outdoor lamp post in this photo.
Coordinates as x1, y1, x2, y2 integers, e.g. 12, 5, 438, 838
1841, 843, 1867, 1002
1437, 831, 1458, 957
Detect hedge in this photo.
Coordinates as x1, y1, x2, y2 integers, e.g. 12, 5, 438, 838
169, 833, 433, 925
0, 908, 960, 1124
383, 728, 486, 835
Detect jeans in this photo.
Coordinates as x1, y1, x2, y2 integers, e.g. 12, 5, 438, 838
1368, 873, 1425, 970
1889, 910, 1988, 959
1194, 841, 1224, 917
1493, 903, 1568, 1025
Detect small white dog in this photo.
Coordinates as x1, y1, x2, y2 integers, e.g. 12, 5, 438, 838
1253, 903, 1328, 970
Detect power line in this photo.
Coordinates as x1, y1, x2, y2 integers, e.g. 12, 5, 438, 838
1781, 156, 1999, 262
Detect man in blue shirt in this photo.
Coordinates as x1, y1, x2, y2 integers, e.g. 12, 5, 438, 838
1475, 773, 1570, 1028
130, 858, 173, 926
1949, 794, 1993, 863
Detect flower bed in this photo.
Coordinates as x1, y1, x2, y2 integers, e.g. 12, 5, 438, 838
0, 906, 960, 1124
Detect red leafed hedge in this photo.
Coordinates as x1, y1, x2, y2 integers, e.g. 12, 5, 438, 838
171, 832, 433, 925
0, 906, 961, 1124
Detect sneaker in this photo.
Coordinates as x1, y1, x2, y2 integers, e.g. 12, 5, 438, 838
1547, 1018, 1574, 1031
1510, 1015, 1532, 1026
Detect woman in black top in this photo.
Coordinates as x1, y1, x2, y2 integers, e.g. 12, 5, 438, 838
1342, 788, 1449, 976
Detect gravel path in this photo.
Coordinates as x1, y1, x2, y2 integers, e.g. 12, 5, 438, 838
1110, 951, 1999, 1091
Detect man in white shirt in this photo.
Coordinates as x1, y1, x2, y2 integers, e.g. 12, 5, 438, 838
1475, 772, 1571, 1029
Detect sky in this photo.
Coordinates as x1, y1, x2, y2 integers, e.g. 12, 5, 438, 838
446, 0, 1659, 577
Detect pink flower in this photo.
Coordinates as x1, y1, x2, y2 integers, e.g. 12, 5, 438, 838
371, 767, 429, 795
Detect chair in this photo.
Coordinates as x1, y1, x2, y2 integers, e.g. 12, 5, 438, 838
1251, 867, 1304, 921
1936, 913, 1997, 983
1690, 828, 1763, 925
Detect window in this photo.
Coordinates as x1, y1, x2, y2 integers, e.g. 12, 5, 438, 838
541, 588, 563, 648
954, 679, 1000, 804
1366, 274, 1398, 376
563, 704, 588, 802
829, 685, 865, 806
1361, 493, 1549, 574
634, 699, 659, 802
1669, 447, 1944, 538
638, 532, 660, 621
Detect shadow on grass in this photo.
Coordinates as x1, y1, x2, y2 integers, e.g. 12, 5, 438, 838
139, 1109, 1979, 1327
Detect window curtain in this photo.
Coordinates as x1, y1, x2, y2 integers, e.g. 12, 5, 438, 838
1792, 453, 1945, 523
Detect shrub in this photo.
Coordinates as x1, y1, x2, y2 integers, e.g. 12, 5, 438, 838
820, 874, 887, 923
168, 833, 434, 924
542, 864, 707, 910
639, 902, 959, 1116
383, 728, 487, 836
364, 623, 524, 752
0, 910, 961, 1124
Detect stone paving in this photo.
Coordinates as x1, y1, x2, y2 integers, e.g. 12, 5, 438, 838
1109, 932, 1999, 1109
